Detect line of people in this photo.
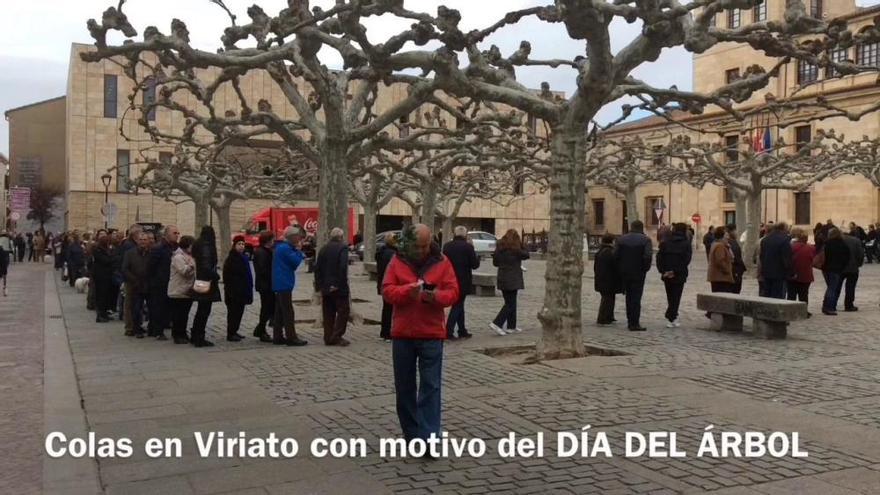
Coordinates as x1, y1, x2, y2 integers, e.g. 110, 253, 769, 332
594, 219, 870, 328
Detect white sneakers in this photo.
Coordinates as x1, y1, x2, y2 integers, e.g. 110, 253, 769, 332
490, 323, 522, 335
665, 319, 681, 328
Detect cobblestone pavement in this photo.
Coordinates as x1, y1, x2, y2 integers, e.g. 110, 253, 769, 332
0, 263, 45, 495
45, 255, 880, 494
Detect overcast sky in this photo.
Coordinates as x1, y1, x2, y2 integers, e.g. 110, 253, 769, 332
2, 0, 877, 156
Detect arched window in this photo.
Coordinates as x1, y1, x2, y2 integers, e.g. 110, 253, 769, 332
856, 40, 879, 67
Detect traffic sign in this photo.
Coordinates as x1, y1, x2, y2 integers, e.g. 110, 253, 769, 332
691, 213, 702, 224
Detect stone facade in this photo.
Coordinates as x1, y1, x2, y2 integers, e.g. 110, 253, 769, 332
4, 96, 67, 233
64, 43, 550, 237
593, 0, 880, 236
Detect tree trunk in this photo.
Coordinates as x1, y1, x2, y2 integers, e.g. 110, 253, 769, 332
193, 197, 210, 231
735, 191, 747, 231
536, 126, 587, 360
421, 181, 437, 232
625, 187, 639, 227
362, 202, 378, 261
744, 190, 762, 270
318, 141, 350, 246
213, 202, 233, 262
441, 216, 453, 247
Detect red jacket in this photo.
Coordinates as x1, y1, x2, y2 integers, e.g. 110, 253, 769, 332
382, 249, 459, 340
791, 241, 816, 284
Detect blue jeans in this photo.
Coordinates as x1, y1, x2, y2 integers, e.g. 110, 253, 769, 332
446, 294, 469, 337
822, 272, 842, 311
392, 339, 443, 441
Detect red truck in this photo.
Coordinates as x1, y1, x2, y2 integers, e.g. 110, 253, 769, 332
238, 207, 357, 247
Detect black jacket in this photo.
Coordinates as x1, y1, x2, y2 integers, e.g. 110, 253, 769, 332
314, 240, 350, 296
223, 250, 254, 306
376, 244, 397, 295
252, 245, 273, 293
728, 237, 746, 277
493, 247, 529, 291
122, 247, 151, 295
656, 231, 692, 284
759, 231, 793, 280
442, 237, 480, 295
593, 244, 621, 294
91, 245, 115, 286
823, 237, 850, 274
615, 232, 653, 280
842, 234, 864, 274
192, 237, 221, 302
148, 240, 175, 294
66, 242, 85, 271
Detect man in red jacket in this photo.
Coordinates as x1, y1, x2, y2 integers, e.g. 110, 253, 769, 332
382, 224, 459, 444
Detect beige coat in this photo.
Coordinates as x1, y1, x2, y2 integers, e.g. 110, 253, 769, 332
167, 248, 195, 299
707, 240, 735, 284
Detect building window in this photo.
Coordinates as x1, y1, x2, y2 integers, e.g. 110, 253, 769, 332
724, 211, 737, 227
159, 151, 173, 165
857, 41, 880, 67
116, 150, 131, 193
809, 0, 822, 18
725, 135, 740, 163
593, 199, 605, 228
513, 164, 524, 195
753, 0, 767, 22
796, 59, 819, 85
399, 113, 410, 138
652, 144, 667, 167
725, 68, 741, 84
104, 75, 117, 118
645, 196, 664, 227
527, 114, 537, 134
826, 47, 848, 78
795, 125, 812, 151
728, 9, 741, 28
794, 192, 811, 225
709, 12, 716, 27
722, 187, 735, 203
143, 77, 157, 121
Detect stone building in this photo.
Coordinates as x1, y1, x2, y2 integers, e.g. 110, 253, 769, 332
4, 96, 67, 234
590, 0, 880, 238
63, 43, 550, 237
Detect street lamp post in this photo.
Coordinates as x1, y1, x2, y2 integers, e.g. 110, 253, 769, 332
101, 173, 112, 229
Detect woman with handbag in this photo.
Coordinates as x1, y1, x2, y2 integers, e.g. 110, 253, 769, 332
168, 236, 196, 344
222, 235, 253, 342
190, 226, 222, 347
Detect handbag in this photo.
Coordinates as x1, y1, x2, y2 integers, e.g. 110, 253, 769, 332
193, 279, 211, 294
811, 250, 825, 270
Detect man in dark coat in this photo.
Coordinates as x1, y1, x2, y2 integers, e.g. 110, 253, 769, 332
615, 220, 653, 331
656, 223, 693, 327
223, 235, 254, 342
251, 231, 275, 342
442, 226, 480, 339
314, 227, 351, 346
758, 222, 793, 299
376, 233, 398, 340
121, 231, 150, 337
147, 225, 179, 340
593, 234, 620, 325
118, 224, 143, 333
92, 234, 116, 323
838, 232, 864, 312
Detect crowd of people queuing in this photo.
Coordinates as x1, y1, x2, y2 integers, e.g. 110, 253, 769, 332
594, 218, 873, 329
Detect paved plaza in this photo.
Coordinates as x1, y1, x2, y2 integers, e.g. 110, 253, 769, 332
9, 256, 880, 494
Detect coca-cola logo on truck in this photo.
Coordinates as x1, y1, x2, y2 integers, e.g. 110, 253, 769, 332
303, 217, 318, 234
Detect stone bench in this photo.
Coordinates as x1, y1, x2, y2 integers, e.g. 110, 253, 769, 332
472, 272, 497, 297
696, 293, 808, 339
363, 261, 378, 281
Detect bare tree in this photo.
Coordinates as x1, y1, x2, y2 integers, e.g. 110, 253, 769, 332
84, 0, 879, 359
26, 186, 63, 231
